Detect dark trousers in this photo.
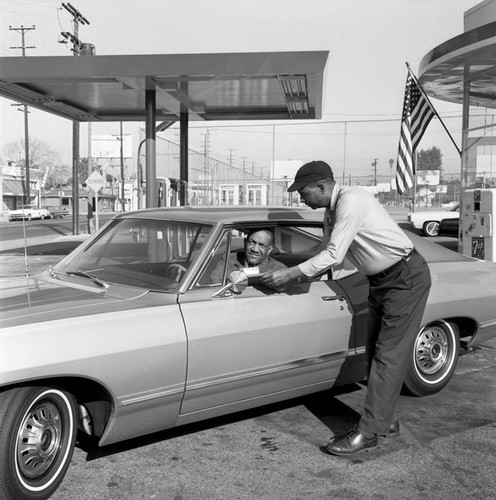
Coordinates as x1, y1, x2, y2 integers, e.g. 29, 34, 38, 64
359, 249, 431, 436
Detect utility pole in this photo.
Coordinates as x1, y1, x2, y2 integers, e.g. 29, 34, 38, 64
241, 157, 248, 205
389, 158, 395, 205
227, 148, 235, 166
61, 2, 89, 234
10, 25, 35, 205
372, 158, 378, 187
119, 122, 125, 211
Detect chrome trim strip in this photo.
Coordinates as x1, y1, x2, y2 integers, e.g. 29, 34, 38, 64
120, 385, 184, 406
479, 319, 496, 329
187, 349, 352, 391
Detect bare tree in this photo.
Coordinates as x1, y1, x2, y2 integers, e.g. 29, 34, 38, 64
0, 138, 70, 189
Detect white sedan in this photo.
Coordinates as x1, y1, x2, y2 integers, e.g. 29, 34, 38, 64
8, 205, 51, 222
408, 203, 459, 236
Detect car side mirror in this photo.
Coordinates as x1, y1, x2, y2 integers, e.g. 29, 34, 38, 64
211, 270, 248, 298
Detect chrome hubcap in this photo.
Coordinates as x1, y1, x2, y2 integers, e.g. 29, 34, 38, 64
415, 326, 449, 375
17, 401, 62, 479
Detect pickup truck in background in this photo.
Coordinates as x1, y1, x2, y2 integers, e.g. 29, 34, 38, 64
8, 205, 51, 222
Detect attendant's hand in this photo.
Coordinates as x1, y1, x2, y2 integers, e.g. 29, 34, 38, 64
260, 266, 304, 290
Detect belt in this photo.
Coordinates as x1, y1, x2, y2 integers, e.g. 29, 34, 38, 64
367, 248, 417, 280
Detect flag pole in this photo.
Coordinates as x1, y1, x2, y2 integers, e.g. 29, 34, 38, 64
412, 152, 417, 212
405, 62, 462, 158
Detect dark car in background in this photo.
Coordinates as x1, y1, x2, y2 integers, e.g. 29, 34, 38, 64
438, 217, 460, 238
42, 205, 69, 219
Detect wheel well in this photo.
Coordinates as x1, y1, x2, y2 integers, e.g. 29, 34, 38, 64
440, 317, 478, 345
0, 377, 113, 439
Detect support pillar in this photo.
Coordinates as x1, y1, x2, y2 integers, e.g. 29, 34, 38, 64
145, 89, 157, 208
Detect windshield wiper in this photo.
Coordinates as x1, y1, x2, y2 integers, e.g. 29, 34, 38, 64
49, 266, 108, 289
66, 270, 108, 288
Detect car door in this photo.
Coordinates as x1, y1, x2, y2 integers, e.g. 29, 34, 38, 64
177, 261, 354, 422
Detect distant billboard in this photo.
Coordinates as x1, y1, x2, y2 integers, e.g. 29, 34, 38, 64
417, 170, 440, 186
92, 135, 133, 159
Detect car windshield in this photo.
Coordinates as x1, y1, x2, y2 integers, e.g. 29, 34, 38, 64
56, 218, 213, 292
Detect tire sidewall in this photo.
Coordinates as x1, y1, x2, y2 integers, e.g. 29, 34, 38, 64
404, 321, 459, 396
423, 221, 439, 237
1, 387, 77, 500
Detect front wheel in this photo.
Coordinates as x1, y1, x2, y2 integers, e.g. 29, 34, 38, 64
423, 220, 439, 237
403, 321, 460, 396
0, 387, 77, 500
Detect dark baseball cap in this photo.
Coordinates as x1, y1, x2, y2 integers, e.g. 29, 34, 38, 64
287, 160, 334, 192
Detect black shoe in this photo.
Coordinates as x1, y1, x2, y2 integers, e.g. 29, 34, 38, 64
329, 420, 400, 443
323, 428, 378, 456
380, 419, 400, 439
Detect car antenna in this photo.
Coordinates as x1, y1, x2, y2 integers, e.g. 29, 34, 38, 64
21, 207, 32, 306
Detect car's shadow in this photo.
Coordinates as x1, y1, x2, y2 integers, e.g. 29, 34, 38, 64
77, 383, 364, 461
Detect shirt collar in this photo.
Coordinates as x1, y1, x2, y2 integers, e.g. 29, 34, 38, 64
329, 183, 340, 211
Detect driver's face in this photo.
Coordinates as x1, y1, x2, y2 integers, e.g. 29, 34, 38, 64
244, 230, 273, 266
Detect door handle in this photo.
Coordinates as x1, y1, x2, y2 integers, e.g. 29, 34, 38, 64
321, 295, 345, 302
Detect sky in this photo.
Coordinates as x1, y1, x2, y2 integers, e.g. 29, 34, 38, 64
0, 0, 484, 183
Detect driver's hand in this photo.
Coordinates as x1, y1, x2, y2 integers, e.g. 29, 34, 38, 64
260, 267, 303, 290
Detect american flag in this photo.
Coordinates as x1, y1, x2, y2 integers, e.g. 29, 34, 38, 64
396, 72, 436, 195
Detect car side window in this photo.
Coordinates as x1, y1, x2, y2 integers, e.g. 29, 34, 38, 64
195, 230, 231, 287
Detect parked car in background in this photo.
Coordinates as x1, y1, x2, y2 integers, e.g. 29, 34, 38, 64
8, 205, 50, 221
438, 217, 460, 238
408, 202, 460, 236
42, 205, 69, 219
1, 206, 496, 499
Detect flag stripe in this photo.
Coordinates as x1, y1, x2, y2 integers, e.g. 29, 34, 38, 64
395, 72, 436, 195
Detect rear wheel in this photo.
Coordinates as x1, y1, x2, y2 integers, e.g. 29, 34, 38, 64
0, 387, 77, 500
403, 321, 460, 396
423, 220, 439, 237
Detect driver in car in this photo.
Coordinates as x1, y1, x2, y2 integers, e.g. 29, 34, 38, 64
207, 228, 287, 285
228, 228, 287, 276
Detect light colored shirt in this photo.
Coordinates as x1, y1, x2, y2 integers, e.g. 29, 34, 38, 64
298, 184, 413, 277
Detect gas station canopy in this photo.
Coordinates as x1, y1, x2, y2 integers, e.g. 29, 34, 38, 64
0, 51, 328, 122
418, 20, 496, 109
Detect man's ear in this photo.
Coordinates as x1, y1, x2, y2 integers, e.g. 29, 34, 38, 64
318, 182, 326, 193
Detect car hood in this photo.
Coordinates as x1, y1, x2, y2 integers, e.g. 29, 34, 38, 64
0, 273, 176, 329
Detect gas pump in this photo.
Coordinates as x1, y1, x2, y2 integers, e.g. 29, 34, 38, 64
461, 189, 496, 261
156, 178, 188, 207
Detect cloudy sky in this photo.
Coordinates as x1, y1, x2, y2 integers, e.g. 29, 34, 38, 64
0, 0, 482, 181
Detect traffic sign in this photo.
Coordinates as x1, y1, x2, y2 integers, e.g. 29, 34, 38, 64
85, 171, 105, 193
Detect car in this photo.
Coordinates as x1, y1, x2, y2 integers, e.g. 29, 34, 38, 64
42, 205, 69, 219
438, 217, 460, 238
8, 205, 51, 221
1, 206, 496, 499
408, 202, 460, 236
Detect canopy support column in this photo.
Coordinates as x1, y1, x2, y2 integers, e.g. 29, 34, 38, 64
145, 89, 157, 208
179, 80, 188, 206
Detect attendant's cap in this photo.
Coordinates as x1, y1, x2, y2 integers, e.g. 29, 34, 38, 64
287, 160, 334, 192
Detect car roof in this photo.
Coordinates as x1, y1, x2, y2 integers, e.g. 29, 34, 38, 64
115, 205, 471, 264
116, 206, 325, 225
